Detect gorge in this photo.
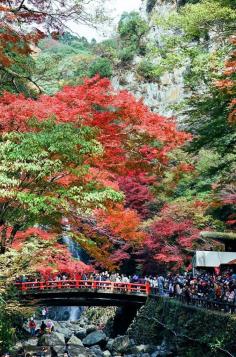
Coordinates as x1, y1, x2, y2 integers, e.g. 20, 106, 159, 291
0, 0, 235, 356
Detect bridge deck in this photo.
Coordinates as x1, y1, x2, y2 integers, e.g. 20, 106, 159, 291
15, 280, 150, 306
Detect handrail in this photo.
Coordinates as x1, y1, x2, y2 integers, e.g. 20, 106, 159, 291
14, 279, 151, 295
175, 294, 236, 313
150, 288, 236, 314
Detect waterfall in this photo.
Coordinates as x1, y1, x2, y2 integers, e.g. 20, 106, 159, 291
62, 234, 82, 259
61, 224, 89, 263
48, 226, 89, 321
48, 306, 84, 321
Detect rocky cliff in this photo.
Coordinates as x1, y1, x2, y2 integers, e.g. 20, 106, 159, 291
112, 0, 186, 117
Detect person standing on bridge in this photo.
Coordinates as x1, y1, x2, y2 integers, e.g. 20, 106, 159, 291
157, 275, 165, 296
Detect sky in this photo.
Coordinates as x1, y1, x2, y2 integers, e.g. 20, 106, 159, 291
74, 0, 142, 41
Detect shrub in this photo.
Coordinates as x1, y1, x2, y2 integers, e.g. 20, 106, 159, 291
137, 60, 157, 80
118, 46, 136, 62
88, 58, 113, 78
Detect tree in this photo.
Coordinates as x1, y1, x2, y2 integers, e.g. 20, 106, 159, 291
215, 36, 236, 124
0, 0, 108, 92
34, 36, 95, 94
117, 12, 148, 61
0, 77, 189, 268
0, 76, 189, 174
118, 173, 155, 219
0, 118, 123, 254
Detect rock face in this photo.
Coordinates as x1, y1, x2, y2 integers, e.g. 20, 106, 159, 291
112, 0, 186, 118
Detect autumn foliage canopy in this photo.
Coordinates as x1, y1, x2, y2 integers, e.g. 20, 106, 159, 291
0, 75, 191, 273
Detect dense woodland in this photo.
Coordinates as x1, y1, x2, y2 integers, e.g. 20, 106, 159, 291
0, 0, 235, 350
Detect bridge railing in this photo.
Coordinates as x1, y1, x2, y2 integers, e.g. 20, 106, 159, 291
174, 293, 236, 313
15, 279, 151, 295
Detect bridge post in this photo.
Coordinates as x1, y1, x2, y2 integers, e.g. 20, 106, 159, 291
75, 279, 79, 288
92, 281, 97, 289
127, 283, 131, 293
57, 281, 62, 289
39, 281, 45, 290
145, 282, 151, 295
22, 283, 27, 291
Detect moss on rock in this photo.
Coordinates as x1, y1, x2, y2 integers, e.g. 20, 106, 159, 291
128, 297, 236, 356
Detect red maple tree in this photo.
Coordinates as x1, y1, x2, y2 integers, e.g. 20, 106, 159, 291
215, 36, 236, 123
0, 77, 190, 270
0, 76, 190, 173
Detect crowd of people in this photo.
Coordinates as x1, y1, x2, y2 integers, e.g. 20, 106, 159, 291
3, 269, 236, 357
28, 314, 54, 337
17, 269, 236, 310
148, 270, 236, 307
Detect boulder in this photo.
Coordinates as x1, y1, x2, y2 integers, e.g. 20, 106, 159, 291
40, 331, 65, 347
68, 345, 91, 357
13, 341, 23, 351
83, 330, 107, 347
56, 326, 73, 339
22, 338, 38, 348
106, 338, 114, 351
89, 345, 103, 357
103, 350, 111, 357
111, 336, 132, 354
75, 327, 87, 339
129, 344, 156, 354
68, 334, 83, 346
136, 345, 152, 353
86, 324, 97, 334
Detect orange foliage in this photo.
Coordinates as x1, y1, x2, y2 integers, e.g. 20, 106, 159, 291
96, 205, 146, 243
215, 36, 236, 123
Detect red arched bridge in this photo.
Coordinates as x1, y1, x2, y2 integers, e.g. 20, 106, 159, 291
15, 279, 151, 306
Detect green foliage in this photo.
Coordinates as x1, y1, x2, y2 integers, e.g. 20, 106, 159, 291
143, 0, 236, 217
0, 50, 36, 96
0, 119, 123, 253
136, 60, 158, 80
148, 0, 236, 83
0, 299, 16, 353
118, 46, 137, 62
88, 58, 113, 78
34, 36, 95, 94
132, 298, 236, 356
93, 39, 118, 60
117, 12, 148, 61
0, 292, 32, 353
160, 0, 236, 40
118, 12, 148, 42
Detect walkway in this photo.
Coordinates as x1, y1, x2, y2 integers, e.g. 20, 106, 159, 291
15, 279, 150, 306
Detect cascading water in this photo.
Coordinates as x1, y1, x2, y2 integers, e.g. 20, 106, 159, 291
48, 306, 84, 322
50, 225, 89, 321
61, 222, 89, 262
